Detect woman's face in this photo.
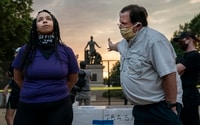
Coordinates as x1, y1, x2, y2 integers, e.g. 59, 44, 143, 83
36, 11, 54, 34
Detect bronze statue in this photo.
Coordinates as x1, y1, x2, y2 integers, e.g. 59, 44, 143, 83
84, 36, 102, 64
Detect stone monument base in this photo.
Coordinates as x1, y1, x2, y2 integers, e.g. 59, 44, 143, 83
87, 64, 104, 84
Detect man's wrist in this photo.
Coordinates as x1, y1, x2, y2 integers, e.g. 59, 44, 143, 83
165, 101, 177, 109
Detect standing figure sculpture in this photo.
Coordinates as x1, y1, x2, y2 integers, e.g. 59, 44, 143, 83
84, 36, 102, 64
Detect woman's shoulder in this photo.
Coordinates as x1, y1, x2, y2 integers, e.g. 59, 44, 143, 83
58, 43, 73, 51
57, 43, 75, 58
16, 44, 27, 55
20, 44, 27, 50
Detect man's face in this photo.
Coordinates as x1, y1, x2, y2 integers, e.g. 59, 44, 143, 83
178, 38, 189, 51
118, 11, 141, 40
119, 11, 133, 29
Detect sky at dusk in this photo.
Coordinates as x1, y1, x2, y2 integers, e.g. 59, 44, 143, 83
31, 0, 200, 75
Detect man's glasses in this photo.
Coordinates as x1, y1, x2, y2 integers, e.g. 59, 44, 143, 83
117, 23, 132, 29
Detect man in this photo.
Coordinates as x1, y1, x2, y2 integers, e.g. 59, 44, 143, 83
76, 61, 92, 105
108, 4, 183, 125
173, 31, 200, 125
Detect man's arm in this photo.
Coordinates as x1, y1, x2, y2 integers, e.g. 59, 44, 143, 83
162, 72, 177, 112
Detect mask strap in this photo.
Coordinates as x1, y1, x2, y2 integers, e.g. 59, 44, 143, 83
134, 22, 142, 27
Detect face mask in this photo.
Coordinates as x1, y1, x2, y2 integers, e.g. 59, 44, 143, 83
37, 34, 55, 59
38, 34, 55, 45
178, 39, 189, 51
120, 23, 139, 40
179, 43, 188, 51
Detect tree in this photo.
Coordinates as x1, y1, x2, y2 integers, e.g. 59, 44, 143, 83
103, 61, 122, 98
109, 61, 120, 86
0, 0, 33, 89
0, 0, 33, 62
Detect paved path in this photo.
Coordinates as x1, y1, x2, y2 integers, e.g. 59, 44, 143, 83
0, 108, 6, 125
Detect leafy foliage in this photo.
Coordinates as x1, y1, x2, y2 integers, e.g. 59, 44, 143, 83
102, 61, 122, 98
0, 0, 33, 88
0, 0, 33, 61
109, 61, 120, 86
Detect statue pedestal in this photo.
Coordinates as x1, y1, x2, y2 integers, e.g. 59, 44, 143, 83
87, 64, 104, 101
87, 64, 104, 85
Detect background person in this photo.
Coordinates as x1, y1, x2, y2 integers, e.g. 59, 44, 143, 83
173, 31, 200, 125
108, 4, 183, 125
12, 10, 79, 125
76, 61, 92, 106
3, 47, 21, 125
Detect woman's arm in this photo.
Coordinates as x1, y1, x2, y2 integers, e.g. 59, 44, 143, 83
13, 69, 24, 88
176, 63, 185, 75
67, 73, 78, 90
3, 84, 9, 96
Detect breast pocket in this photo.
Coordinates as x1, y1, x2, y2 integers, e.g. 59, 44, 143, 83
127, 51, 144, 76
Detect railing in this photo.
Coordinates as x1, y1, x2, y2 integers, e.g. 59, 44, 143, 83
0, 85, 200, 107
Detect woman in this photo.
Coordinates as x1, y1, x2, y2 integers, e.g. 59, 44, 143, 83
12, 10, 79, 125
3, 47, 21, 125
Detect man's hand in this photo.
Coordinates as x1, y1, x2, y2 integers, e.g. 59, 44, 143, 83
171, 107, 178, 115
107, 38, 118, 51
107, 38, 112, 51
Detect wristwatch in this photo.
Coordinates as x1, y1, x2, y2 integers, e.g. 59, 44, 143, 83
165, 102, 177, 109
